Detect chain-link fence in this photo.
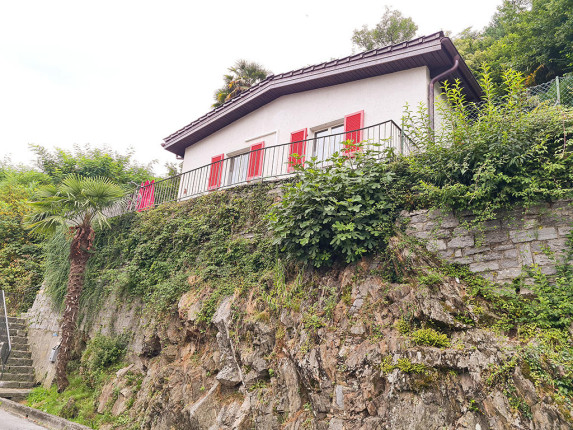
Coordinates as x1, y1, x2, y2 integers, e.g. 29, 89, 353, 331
449, 74, 572, 122
527, 75, 573, 106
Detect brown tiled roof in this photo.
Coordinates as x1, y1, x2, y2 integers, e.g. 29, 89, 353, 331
163, 32, 481, 156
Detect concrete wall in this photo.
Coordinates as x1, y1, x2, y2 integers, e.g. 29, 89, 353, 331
25, 288, 61, 387
26, 288, 147, 388
181, 66, 430, 173
402, 200, 573, 284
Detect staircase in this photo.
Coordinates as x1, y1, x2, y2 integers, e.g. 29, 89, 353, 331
0, 316, 36, 401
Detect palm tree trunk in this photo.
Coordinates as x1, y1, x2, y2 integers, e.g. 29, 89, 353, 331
55, 225, 94, 392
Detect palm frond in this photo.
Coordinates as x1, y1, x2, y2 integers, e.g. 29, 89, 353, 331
26, 174, 126, 236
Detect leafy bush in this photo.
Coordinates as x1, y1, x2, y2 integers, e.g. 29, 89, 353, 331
269, 148, 403, 267
410, 327, 451, 348
380, 356, 430, 375
404, 68, 573, 226
0, 166, 48, 313
518, 255, 573, 330
81, 334, 128, 375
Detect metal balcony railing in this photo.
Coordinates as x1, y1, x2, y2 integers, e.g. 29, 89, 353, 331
111, 120, 411, 215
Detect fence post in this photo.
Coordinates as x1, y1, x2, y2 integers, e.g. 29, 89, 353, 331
556, 76, 561, 105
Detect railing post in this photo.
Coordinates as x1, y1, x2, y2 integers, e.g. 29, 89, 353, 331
555, 76, 561, 105
0, 290, 11, 369
400, 120, 404, 155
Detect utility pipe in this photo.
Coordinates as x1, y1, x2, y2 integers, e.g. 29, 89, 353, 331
428, 55, 460, 131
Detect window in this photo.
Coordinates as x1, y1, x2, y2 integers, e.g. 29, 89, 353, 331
227, 151, 249, 185
226, 142, 265, 185
312, 124, 344, 162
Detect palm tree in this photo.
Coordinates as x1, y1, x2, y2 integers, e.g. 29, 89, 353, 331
27, 175, 125, 391
212, 59, 271, 108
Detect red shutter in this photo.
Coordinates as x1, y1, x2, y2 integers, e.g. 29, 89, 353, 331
208, 154, 224, 190
247, 142, 265, 180
288, 129, 307, 172
147, 180, 155, 207
136, 180, 148, 212
344, 110, 364, 153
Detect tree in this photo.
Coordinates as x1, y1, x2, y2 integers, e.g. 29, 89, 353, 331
212, 60, 271, 108
27, 175, 125, 391
352, 7, 418, 51
0, 164, 50, 313
454, 0, 573, 85
30, 144, 156, 186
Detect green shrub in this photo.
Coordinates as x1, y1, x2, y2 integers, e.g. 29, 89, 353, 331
403, 67, 573, 227
418, 271, 444, 288
81, 334, 128, 375
410, 327, 451, 348
395, 318, 411, 335
269, 147, 404, 267
380, 355, 430, 375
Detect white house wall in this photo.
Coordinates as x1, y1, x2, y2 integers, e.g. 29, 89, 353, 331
181, 66, 431, 174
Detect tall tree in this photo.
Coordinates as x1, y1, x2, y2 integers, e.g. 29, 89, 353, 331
352, 7, 418, 51
0, 164, 50, 313
27, 175, 125, 391
454, 0, 573, 85
30, 144, 155, 186
212, 60, 271, 108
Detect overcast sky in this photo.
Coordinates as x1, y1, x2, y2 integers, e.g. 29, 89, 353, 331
0, 0, 503, 174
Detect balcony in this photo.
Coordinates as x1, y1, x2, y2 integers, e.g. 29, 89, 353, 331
122, 120, 412, 213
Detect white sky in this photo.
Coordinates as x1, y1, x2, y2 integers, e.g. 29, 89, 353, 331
0, 0, 503, 175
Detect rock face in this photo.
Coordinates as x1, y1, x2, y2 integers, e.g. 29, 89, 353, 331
25, 232, 573, 429
81, 249, 572, 429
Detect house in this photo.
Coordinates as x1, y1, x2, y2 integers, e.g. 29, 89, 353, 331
160, 32, 481, 200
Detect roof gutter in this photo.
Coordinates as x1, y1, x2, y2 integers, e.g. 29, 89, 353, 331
428, 53, 460, 131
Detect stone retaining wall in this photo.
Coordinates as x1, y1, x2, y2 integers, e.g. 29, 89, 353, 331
402, 200, 573, 284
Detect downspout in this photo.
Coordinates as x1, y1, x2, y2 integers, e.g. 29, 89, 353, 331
428, 55, 460, 131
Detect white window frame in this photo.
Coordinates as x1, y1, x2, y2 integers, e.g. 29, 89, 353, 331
311, 120, 344, 161
226, 147, 250, 185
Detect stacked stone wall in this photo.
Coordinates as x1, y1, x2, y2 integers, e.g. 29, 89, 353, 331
402, 200, 572, 284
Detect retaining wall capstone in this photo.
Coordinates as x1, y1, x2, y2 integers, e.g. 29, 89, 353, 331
401, 200, 573, 284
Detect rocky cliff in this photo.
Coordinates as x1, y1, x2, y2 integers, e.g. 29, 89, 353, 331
82, 237, 572, 430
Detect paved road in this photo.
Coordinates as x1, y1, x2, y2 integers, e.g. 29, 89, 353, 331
0, 408, 49, 429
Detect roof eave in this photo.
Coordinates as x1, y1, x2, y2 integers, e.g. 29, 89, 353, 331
163, 33, 481, 156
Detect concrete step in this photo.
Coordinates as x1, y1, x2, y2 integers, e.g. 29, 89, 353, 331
3, 366, 34, 376
0, 373, 34, 382
8, 319, 25, 327
6, 357, 33, 366
9, 350, 32, 359
9, 344, 29, 352
10, 327, 28, 338
0, 387, 33, 401
0, 380, 36, 389
10, 335, 29, 344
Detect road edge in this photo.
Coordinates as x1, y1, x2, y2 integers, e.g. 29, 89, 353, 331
0, 397, 93, 430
